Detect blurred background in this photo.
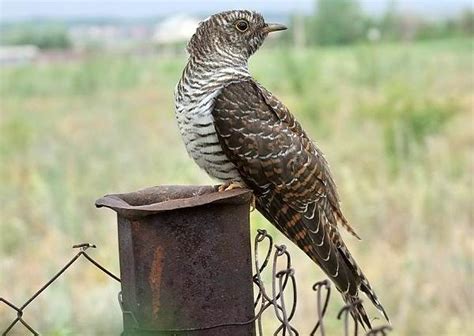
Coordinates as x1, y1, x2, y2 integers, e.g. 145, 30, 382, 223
0, 0, 472, 335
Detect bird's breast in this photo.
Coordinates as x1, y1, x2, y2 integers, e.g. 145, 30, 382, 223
175, 86, 242, 183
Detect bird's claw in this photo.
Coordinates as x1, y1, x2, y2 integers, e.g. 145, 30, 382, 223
217, 181, 246, 192
218, 181, 255, 212
250, 194, 256, 212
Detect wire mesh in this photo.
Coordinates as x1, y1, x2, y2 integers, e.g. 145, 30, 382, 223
1, 231, 392, 335
1, 243, 120, 336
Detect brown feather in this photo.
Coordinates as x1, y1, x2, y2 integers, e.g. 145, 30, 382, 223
212, 79, 388, 329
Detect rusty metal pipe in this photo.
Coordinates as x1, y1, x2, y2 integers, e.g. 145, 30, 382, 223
96, 185, 255, 335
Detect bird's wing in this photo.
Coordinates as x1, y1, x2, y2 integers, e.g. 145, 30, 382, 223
255, 82, 362, 239
212, 79, 388, 329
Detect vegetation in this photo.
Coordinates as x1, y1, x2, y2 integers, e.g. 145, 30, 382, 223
312, 0, 365, 45
1, 24, 71, 49
297, 0, 474, 45
0, 37, 472, 335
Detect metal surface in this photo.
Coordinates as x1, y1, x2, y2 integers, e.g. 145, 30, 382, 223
96, 185, 255, 335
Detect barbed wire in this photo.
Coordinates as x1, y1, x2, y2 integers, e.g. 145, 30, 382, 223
1, 231, 392, 335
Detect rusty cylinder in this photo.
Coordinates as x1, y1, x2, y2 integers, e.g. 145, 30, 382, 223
95, 185, 255, 336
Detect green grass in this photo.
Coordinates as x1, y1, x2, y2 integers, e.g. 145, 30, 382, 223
1, 38, 473, 335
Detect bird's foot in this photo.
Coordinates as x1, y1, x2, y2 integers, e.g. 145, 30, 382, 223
249, 194, 256, 212
217, 180, 246, 192
217, 181, 256, 212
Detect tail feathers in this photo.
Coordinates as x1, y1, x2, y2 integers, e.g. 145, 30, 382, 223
338, 243, 390, 326
255, 194, 389, 330
360, 280, 390, 323
323, 201, 361, 240
341, 293, 372, 330
334, 210, 361, 240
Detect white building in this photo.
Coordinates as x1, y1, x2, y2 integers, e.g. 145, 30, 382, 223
0, 45, 39, 65
153, 14, 200, 45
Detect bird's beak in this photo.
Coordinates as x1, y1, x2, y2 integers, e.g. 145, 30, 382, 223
262, 23, 287, 34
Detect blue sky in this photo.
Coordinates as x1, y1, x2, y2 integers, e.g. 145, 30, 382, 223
0, 0, 472, 20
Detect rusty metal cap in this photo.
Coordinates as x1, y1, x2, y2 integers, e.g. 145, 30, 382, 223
95, 185, 252, 218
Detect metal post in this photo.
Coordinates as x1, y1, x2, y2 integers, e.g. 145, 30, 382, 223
95, 185, 255, 336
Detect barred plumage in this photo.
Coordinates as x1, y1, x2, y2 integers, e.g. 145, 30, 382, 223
174, 10, 389, 329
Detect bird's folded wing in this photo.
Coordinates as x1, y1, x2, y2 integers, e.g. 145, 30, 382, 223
211, 80, 384, 329
212, 80, 325, 204
211, 79, 358, 290
212, 79, 359, 238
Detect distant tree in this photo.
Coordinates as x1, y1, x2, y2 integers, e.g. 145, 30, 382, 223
4, 25, 71, 50
412, 9, 473, 41
414, 21, 446, 40
379, 2, 473, 41
312, 0, 364, 45
283, 14, 308, 48
380, 0, 402, 40
458, 9, 474, 35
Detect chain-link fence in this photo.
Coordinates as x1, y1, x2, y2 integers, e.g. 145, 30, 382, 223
1, 229, 392, 336
248, 229, 392, 336
1, 243, 119, 335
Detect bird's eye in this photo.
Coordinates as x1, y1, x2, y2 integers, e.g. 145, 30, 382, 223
235, 19, 249, 32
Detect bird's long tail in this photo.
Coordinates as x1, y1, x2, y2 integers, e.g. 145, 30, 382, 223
337, 241, 390, 329
256, 194, 389, 330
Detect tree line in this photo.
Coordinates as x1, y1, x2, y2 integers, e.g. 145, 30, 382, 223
287, 0, 473, 46
1, 0, 472, 50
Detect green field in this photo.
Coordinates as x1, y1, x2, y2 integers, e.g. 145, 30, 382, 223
1, 38, 473, 335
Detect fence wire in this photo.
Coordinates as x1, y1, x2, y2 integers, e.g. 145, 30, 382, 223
1, 243, 120, 336
1, 232, 392, 336
250, 229, 392, 336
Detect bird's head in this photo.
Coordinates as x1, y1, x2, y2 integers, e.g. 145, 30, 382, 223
187, 10, 287, 60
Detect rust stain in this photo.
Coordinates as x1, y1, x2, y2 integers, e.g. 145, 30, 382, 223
149, 245, 164, 318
